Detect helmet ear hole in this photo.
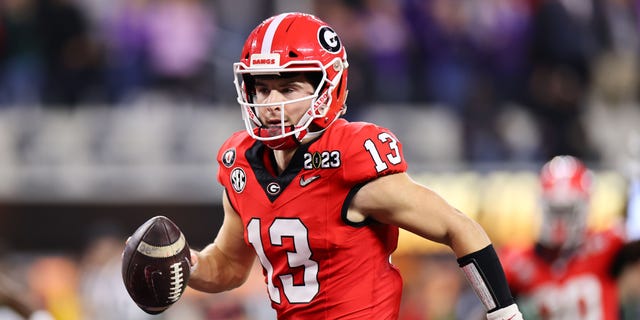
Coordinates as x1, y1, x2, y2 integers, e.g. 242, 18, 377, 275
289, 51, 299, 58
242, 74, 256, 103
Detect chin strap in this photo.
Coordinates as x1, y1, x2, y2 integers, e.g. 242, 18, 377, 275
261, 135, 300, 150
255, 125, 301, 150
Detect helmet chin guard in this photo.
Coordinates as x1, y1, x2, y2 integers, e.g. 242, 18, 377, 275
254, 125, 303, 150
240, 92, 318, 149
233, 12, 349, 149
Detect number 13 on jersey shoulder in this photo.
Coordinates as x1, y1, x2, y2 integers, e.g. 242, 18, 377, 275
364, 132, 402, 173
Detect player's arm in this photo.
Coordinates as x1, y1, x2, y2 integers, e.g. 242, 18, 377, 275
350, 172, 489, 255
350, 172, 522, 320
188, 190, 256, 293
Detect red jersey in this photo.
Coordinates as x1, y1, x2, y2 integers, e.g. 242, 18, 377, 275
501, 229, 625, 320
217, 119, 407, 319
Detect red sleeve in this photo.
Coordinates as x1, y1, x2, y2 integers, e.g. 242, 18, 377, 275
339, 122, 408, 185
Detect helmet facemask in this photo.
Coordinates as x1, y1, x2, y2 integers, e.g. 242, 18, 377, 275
233, 59, 345, 150
538, 198, 589, 251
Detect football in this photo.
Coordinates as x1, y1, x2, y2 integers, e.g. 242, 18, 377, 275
122, 215, 191, 314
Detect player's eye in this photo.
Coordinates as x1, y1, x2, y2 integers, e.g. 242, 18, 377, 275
282, 82, 310, 96
255, 87, 270, 96
281, 87, 295, 94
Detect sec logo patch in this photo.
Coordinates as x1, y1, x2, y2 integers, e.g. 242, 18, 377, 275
230, 168, 246, 193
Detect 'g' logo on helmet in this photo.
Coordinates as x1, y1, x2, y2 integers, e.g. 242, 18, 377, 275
318, 26, 341, 53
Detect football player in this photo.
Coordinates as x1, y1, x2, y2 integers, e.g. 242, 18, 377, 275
501, 155, 640, 319
187, 12, 522, 320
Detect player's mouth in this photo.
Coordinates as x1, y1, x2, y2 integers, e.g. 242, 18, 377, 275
265, 119, 290, 126
260, 123, 294, 137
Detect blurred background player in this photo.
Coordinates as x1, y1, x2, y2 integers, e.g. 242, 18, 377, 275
501, 155, 640, 319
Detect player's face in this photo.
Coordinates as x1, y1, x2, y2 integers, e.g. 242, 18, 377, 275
539, 201, 588, 250
253, 74, 315, 129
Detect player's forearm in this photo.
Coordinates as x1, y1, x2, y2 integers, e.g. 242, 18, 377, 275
444, 209, 492, 258
448, 215, 522, 319
188, 244, 252, 293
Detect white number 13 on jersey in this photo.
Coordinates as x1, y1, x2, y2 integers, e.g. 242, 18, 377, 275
364, 132, 402, 173
247, 218, 319, 304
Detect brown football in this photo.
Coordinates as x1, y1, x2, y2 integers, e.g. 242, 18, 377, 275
122, 216, 191, 314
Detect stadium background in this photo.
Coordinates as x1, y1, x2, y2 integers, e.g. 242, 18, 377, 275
0, 0, 639, 319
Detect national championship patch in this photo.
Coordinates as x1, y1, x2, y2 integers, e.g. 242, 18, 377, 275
222, 149, 236, 167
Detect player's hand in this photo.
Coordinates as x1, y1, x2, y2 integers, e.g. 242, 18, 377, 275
487, 304, 523, 320
189, 249, 199, 272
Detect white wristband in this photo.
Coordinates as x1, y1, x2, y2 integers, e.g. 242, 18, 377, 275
486, 303, 523, 320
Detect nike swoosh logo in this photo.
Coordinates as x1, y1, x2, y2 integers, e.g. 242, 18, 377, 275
299, 175, 320, 187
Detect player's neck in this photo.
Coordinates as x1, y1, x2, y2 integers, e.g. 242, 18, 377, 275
272, 148, 298, 175
270, 131, 321, 174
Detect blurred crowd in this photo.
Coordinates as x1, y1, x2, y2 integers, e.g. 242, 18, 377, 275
0, 0, 639, 164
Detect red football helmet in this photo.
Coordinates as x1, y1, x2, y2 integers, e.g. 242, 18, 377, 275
233, 12, 349, 149
538, 155, 593, 251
